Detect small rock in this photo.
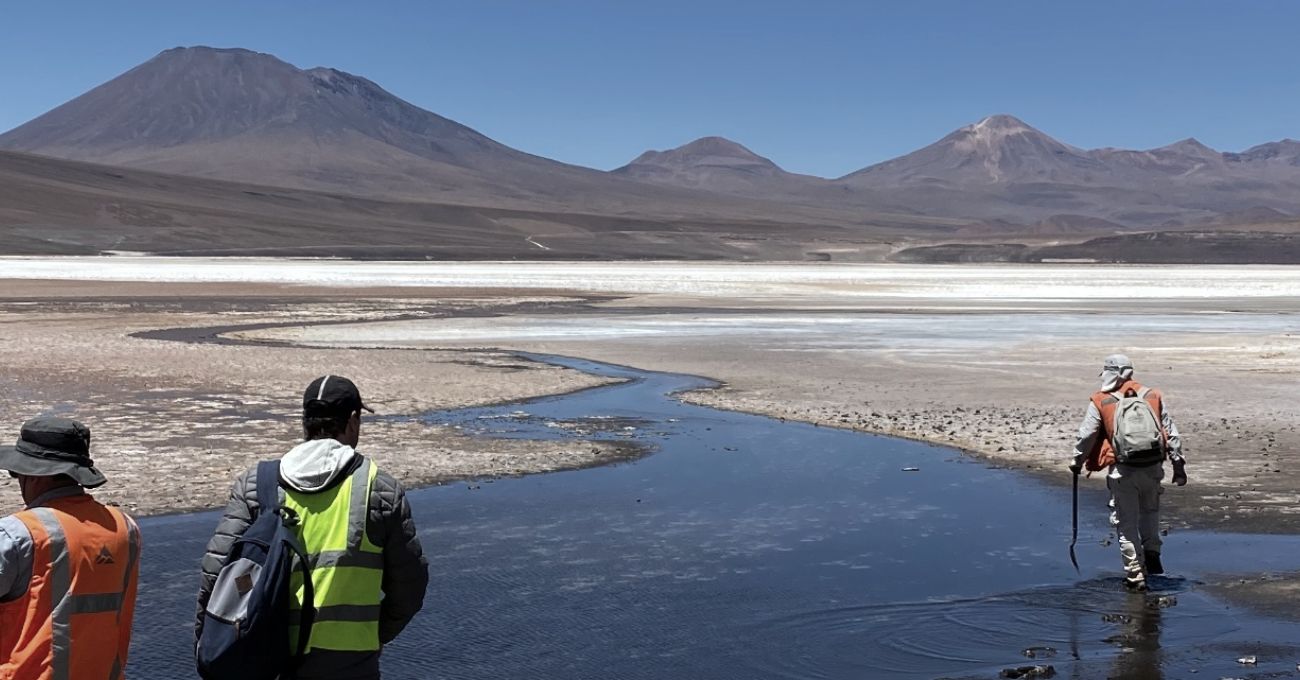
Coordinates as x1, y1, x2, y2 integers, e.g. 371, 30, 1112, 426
1237, 655, 1257, 665
1022, 646, 1057, 659
1149, 596, 1177, 609
1000, 665, 1055, 679
901, 467, 920, 472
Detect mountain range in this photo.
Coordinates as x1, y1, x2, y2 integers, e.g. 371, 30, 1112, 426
620, 114, 1300, 226
0, 46, 742, 214
1, 46, 1298, 261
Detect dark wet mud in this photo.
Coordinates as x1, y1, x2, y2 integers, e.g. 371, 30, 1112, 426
129, 354, 1300, 678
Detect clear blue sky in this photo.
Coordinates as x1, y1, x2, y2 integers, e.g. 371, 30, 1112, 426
2, 1, 1298, 178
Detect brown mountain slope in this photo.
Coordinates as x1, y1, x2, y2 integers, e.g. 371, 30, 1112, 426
0, 150, 929, 260
613, 137, 805, 192
838, 116, 1300, 225
612, 136, 931, 216
5, 44, 1299, 250
843, 115, 1106, 187
0, 47, 830, 218
620, 116, 1300, 228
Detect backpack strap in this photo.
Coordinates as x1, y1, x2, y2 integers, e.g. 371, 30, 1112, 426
254, 460, 316, 668
255, 460, 283, 516
1136, 386, 1168, 452
289, 531, 315, 668
1106, 392, 1121, 449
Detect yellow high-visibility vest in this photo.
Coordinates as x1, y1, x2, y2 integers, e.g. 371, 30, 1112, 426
283, 458, 384, 652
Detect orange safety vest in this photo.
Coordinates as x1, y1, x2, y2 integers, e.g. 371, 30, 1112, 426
1084, 379, 1168, 472
0, 494, 141, 680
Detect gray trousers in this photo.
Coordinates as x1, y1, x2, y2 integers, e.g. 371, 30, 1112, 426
1107, 463, 1165, 583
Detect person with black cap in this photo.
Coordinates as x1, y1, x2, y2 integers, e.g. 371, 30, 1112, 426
0, 416, 141, 679
195, 376, 428, 679
1069, 354, 1187, 591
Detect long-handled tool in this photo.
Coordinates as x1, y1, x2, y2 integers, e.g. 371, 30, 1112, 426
1069, 471, 1080, 574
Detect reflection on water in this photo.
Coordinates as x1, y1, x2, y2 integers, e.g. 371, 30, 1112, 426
1106, 585, 1165, 680
130, 354, 1300, 679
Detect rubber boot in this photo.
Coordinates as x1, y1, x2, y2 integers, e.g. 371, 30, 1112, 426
1144, 551, 1164, 576
1124, 578, 1149, 593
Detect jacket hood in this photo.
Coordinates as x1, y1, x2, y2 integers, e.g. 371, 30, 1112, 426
280, 438, 357, 493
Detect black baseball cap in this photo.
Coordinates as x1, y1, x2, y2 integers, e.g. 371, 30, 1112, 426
303, 375, 374, 417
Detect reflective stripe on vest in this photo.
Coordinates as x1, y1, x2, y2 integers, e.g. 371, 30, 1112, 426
3, 502, 140, 680
284, 458, 383, 653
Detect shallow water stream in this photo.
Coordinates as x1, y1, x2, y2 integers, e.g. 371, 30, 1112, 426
129, 354, 1300, 678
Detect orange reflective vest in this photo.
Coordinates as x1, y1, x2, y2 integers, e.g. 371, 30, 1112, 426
0, 494, 141, 680
1084, 379, 1168, 472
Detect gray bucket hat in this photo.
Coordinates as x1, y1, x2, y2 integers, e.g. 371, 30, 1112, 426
0, 417, 107, 488
1101, 354, 1133, 374
1099, 353, 1135, 391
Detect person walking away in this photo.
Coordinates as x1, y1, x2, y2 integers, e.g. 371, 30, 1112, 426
1070, 354, 1187, 591
196, 376, 428, 680
0, 417, 142, 680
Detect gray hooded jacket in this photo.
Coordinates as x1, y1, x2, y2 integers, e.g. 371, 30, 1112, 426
195, 439, 428, 679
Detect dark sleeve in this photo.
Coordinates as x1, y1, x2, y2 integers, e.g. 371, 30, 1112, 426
369, 471, 429, 645
195, 469, 259, 642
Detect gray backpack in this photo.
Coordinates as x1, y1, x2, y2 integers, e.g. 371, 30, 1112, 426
1110, 387, 1166, 465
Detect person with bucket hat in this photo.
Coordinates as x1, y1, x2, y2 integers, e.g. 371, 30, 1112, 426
1069, 354, 1187, 591
195, 376, 428, 680
0, 416, 141, 679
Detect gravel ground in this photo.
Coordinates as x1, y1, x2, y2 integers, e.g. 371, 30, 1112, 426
0, 289, 632, 515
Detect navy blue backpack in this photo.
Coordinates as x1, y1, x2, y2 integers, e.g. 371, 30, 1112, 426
197, 461, 316, 680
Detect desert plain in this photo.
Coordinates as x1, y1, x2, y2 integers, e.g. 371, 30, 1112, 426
2, 258, 1297, 539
